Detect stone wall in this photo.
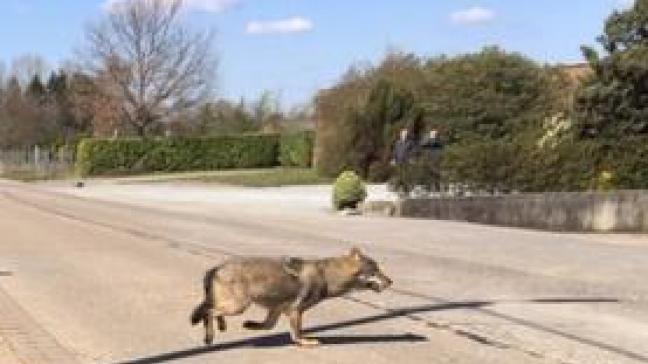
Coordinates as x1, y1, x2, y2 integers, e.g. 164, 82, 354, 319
397, 191, 648, 232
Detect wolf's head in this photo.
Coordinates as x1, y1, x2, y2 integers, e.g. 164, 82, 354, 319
348, 248, 393, 292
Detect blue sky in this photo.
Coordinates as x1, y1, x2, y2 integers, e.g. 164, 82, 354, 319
0, 0, 635, 107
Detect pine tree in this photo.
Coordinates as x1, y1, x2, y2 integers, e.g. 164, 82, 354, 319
25, 74, 46, 103
575, 0, 648, 137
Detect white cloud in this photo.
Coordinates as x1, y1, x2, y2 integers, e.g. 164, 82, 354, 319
451, 6, 496, 25
246, 17, 314, 35
104, 0, 241, 13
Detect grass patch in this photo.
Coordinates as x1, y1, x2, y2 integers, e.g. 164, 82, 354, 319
0, 169, 73, 182
126, 168, 333, 187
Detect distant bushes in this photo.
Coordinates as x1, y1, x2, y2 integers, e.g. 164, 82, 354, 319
604, 138, 648, 190
76, 132, 318, 176
76, 135, 276, 176
314, 48, 569, 180
439, 138, 648, 193
279, 131, 314, 168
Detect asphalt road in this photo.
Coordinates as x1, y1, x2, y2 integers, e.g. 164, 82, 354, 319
1, 180, 648, 364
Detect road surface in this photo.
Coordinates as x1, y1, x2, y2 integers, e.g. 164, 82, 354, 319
1, 180, 648, 364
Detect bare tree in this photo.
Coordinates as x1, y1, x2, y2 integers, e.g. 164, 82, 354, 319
83, 0, 217, 136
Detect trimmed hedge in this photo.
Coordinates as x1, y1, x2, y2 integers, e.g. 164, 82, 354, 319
279, 131, 315, 168
76, 134, 280, 176
441, 139, 606, 193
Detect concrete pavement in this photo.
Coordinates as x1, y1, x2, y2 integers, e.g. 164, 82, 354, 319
1, 180, 648, 363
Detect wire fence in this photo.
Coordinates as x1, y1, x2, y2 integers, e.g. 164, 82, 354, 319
0, 146, 75, 178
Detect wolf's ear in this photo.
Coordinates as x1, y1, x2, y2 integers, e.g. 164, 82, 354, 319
349, 247, 362, 260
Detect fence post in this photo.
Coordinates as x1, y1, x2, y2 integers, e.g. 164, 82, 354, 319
34, 145, 41, 169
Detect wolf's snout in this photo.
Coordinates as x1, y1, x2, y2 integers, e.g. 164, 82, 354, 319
376, 271, 393, 291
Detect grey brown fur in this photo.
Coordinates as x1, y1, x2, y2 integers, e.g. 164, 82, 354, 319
191, 248, 393, 346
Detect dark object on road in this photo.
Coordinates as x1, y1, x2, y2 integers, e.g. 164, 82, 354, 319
191, 248, 392, 347
74, 181, 85, 188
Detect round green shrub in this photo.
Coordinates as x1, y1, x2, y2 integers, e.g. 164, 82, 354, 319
333, 171, 367, 210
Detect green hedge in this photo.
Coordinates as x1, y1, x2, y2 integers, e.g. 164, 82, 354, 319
76, 134, 280, 176
279, 131, 315, 168
605, 138, 648, 190
441, 139, 607, 193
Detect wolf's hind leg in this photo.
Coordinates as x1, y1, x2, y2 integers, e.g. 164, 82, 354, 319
243, 308, 282, 330
204, 308, 216, 345
288, 309, 320, 347
204, 300, 250, 345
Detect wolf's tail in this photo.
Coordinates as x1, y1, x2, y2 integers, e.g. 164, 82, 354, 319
190, 267, 219, 326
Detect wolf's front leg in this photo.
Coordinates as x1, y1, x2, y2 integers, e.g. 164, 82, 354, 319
288, 309, 320, 347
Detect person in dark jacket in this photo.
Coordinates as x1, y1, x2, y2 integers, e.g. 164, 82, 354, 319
392, 128, 415, 166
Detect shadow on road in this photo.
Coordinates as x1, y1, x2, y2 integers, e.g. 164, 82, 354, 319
113, 301, 474, 364
114, 333, 426, 364
112, 297, 623, 364
527, 297, 620, 304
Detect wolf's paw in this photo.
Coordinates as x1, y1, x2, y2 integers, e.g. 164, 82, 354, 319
296, 337, 321, 347
204, 335, 214, 346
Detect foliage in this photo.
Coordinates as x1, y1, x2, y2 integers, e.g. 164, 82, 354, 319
332, 171, 367, 210
314, 53, 424, 177
388, 151, 442, 195
442, 139, 525, 192
279, 131, 315, 168
315, 48, 569, 179
605, 138, 648, 189
0, 76, 58, 148
76, 134, 280, 176
420, 47, 568, 143
441, 138, 605, 193
191, 100, 258, 136
574, 0, 648, 138
347, 81, 420, 180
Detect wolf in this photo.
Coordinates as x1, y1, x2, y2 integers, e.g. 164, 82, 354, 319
190, 248, 393, 346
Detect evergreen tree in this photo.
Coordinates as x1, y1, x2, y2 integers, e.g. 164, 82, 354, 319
25, 74, 46, 100
575, 0, 648, 137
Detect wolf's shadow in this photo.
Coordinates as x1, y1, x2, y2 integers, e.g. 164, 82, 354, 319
113, 297, 623, 364
113, 302, 450, 364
